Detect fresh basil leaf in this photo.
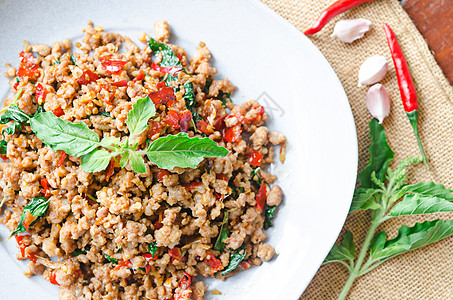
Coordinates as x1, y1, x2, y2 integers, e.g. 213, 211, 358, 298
119, 150, 130, 168
146, 132, 229, 169
10, 197, 50, 237
369, 231, 386, 258
34, 104, 45, 117
81, 149, 113, 173
126, 96, 156, 136
0, 105, 31, 125
397, 181, 453, 201
148, 38, 182, 68
30, 112, 100, 156
368, 219, 453, 264
71, 249, 87, 256
2, 121, 22, 137
358, 119, 394, 189
99, 136, 121, 148
183, 81, 202, 121
148, 242, 158, 259
214, 211, 229, 251
97, 112, 111, 118
263, 206, 277, 230
105, 254, 119, 264
70, 53, 77, 65
388, 194, 453, 216
221, 246, 246, 276
129, 151, 146, 173
249, 167, 261, 189
349, 188, 381, 213
217, 90, 231, 106
0, 140, 7, 156
324, 230, 355, 265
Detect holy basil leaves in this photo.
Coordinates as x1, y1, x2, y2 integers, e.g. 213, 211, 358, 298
214, 211, 229, 251
10, 197, 50, 237
221, 246, 246, 276
105, 254, 119, 264
148, 242, 158, 259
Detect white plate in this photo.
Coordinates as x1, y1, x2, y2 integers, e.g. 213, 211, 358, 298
0, 0, 358, 299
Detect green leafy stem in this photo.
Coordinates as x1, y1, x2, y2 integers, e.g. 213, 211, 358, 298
324, 119, 453, 300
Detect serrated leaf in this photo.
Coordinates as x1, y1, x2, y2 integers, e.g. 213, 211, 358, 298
396, 181, 453, 201
126, 96, 156, 136
119, 151, 130, 168
349, 188, 381, 213
81, 149, 113, 173
369, 231, 387, 257
30, 112, 99, 156
358, 119, 394, 188
129, 151, 146, 173
388, 194, 453, 216
369, 219, 453, 263
146, 132, 229, 169
324, 230, 355, 265
0, 105, 31, 125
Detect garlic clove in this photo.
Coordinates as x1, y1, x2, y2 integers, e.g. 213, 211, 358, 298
330, 18, 372, 43
366, 84, 390, 124
358, 55, 388, 87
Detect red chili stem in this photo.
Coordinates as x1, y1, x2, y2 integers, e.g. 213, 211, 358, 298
383, 23, 428, 170
304, 0, 374, 35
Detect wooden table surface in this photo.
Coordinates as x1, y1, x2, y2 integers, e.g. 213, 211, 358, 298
404, 0, 453, 85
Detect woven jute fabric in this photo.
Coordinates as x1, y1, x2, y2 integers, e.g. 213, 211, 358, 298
260, 0, 453, 299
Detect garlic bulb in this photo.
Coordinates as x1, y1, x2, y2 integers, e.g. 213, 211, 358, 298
358, 55, 388, 87
366, 84, 390, 124
331, 18, 372, 43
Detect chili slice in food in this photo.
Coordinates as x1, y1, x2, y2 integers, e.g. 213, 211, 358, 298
255, 184, 267, 211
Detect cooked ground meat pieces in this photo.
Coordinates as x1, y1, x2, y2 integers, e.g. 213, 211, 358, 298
0, 21, 286, 300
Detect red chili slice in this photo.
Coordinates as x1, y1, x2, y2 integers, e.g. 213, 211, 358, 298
151, 62, 182, 76
142, 253, 158, 262
113, 260, 132, 271
205, 251, 223, 273
224, 125, 242, 143
147, 120, 161, 139
182, 181, 202, 191
246, 105, 265, 122
50, 272, 60, 285
76, 70, 99, 85
155, 169, 169, 182
106, 158, 115, 181
149, 86, 176, 105
196, 120, 212, 135
111, 80, 128, 87
102, 59, 127, 75
35, 83, 46, 104
0, 155, 8, 160
154, 221, 163, 230
17, 51, 40, 79
52, 107, 64, 117
179, 110, 192, 132
239, 261, 252, 270
132, 70, 145, 83
57, 151, 66, 168
15, 235, 27, 258
255, 184, 267, 211
248, 150, 263, 167
163, 110, 181, 129
168, 248, 181, 261
41, 178, 51, 198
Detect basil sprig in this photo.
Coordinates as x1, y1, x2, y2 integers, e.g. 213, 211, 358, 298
29, 95, 228, 174
324, 119, 453, 299
221, 246, 246, 276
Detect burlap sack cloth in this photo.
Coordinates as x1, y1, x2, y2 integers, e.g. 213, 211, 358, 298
260, 0, 453, 299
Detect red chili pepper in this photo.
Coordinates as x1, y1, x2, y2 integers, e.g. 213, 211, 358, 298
182, 181, 202, 191
151, 62, 182, 76
132, 70, 145, 83
111, 80, 128, 87
179, 110, 192, 132
41, 178, 51, 198
383, 23, 428, 169
106, 158, 115, 181
149, 85, 176, 105
245, 105, 265, 123
50, 272, 60, 285
174, 272, 192, 300
52, 107, 64, 117
17, 51, 40, 79
35, 83, 46, 104
0, 155, 8, 160
28, 252, 38, 263
15, 235, 27, 258
76, 70, 99, 85
224, 125, 242, 143
13, 80, 20, 91
154, 221, 163, 230
216, 174, 228, 181
304, 0, 374, 35
102, 59, 127, 75
147, 120, 162, 139
113, 260, 132, 271
248, 150, 263, 167
142, 253, 158, 262
57, 151, 66, 168
205, 251, 223, 274
196, 120, 212, 135
145, 265, 152, 274
255, 184, 267, 211
163, 110, 182, 129
155, 169, 169, 182
168, 248, 181, 261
